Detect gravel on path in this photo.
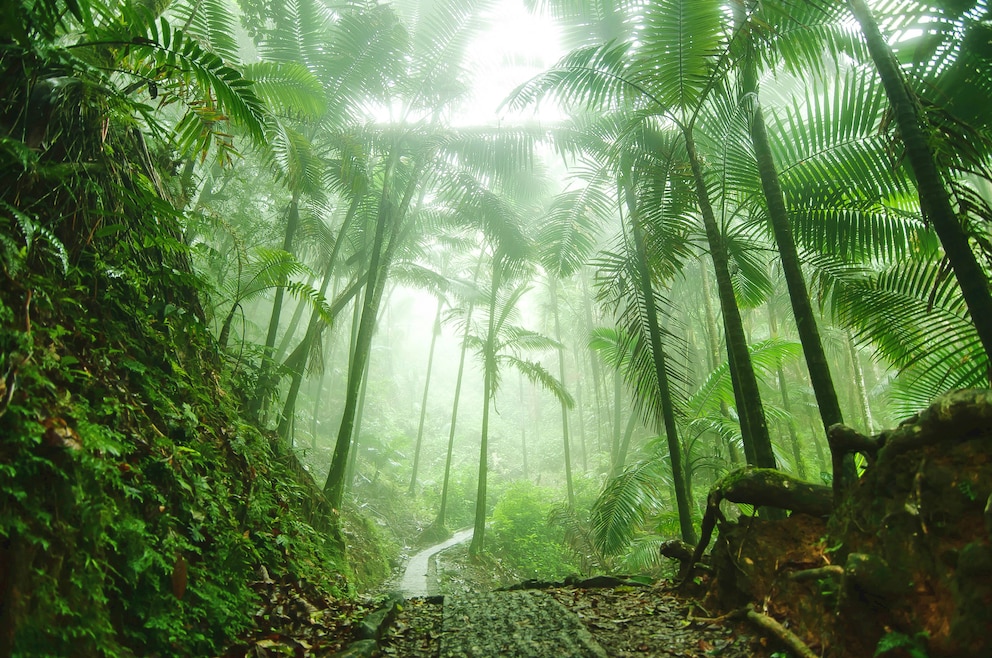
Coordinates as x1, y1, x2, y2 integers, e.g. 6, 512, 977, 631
440, 590, 607, 658
377, 583, 775, 658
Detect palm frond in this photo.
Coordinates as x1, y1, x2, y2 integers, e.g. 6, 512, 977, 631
501, 356, 575, 408
242, 62, 326, 120
591, 457, 671, 557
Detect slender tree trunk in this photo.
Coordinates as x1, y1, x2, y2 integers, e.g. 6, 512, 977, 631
347, 355, 372, 490
437, 258, 484, 529
700, 261, 739, 465
278, 195, 362, 436
581, 275, 607, 451
739, 21, 850, 479
323, 171, 396, 514
683, 127, 776, 470
848, 331, 875, 433
470, 259, 502, 556
847, 0, 992, 370
551, 279, 576, 507
612, 369, 623, 475
324, 154, 422, 516
409, 299, 443, 495
519, 374, 529, 479
274, 284, 309, 362
574, 352, 588, 473
250, 192, 301, 420
311, 355, 329, 449
768, 304, 807, 479
615, 404, 637, 477
623, 176, 696, 544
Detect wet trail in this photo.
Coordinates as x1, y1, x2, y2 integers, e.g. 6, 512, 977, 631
397, 527, 473, 597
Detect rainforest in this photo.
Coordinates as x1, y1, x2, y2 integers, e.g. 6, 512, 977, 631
1, 0, 991, 656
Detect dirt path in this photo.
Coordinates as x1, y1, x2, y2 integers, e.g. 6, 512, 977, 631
378, 582, 775, 658
397, 528, 473, 598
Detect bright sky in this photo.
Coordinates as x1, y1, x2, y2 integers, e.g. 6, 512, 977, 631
456, 0, 566, 126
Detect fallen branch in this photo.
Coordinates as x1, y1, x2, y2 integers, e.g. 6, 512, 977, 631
745, 604, 817, 658
786, 565, 844, 583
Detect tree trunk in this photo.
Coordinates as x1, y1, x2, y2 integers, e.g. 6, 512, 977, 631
581, 275, 607, 452
250, 192, 301, 420
551, 278, 576, 507
683, 127, 776, 470
409, 299, 442, 495
323, 171, 395, 514
848, 331, 875, 433
519, 373, 529, 479
470, 258, 502, 557
739, 22, 850, 480
768, 303, 807, 479
623, 175, 696, 544
436, 257, 484, 529
611, 369, 623, 475
848, 0, 992, 371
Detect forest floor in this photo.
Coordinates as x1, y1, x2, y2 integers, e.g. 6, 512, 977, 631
378, 581, 776, 658
219, 537, 777, 657
374, 540, 776, 658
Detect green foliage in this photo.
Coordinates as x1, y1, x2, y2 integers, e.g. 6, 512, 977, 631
488, 481, 579, 581
0, 267, 347, 654
874, 630, 930, 658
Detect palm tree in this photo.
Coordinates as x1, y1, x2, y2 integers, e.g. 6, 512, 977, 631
845, 0, 992, 366
507, 0, 778, 470
467, 253, 573, 556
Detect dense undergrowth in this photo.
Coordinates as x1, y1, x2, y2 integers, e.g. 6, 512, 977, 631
0, 73, 395, 651
0, 241, 368, 655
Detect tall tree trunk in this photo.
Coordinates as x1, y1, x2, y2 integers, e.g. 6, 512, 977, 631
611, 369, 623, 474
700, 260, 740, 466
768, 303, 806, 479
278, 195, 362, 436
551, 279, 576, 507
409, 299, 443, 495
347, 355, 372, 490
324, 154, 422, 516
310, 351, 329, 449
323, 169, 396, 515
683, 128, 776, 470
738, 17, 850, 479
581, 275, 607, 452
519, 374, 529, 479
436, 257, 484, 529
573, 351, 588, 473
848, 0, 992, 369
623, 176, 696, 544
470, 258, 502, 556
848, 331, 875, 433
615, 401, 638, 477
250, 192, 301, 420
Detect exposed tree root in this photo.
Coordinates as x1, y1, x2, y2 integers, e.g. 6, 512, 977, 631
744, 604, 818, 658
679, 467, 832, 582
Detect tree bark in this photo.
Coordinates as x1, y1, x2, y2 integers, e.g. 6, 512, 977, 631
470, 256, 502, 556
436, 257, 483, 529
848, 0, 992, 371
738, 20, 851, 479
684, 127, 776, 470
551, 278, 576, 507
408, 299, 442, 495
250, 192, 301, 420
623, 175, 696, 544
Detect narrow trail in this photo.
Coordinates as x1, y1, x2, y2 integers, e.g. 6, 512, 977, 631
397, 527, 473, 598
